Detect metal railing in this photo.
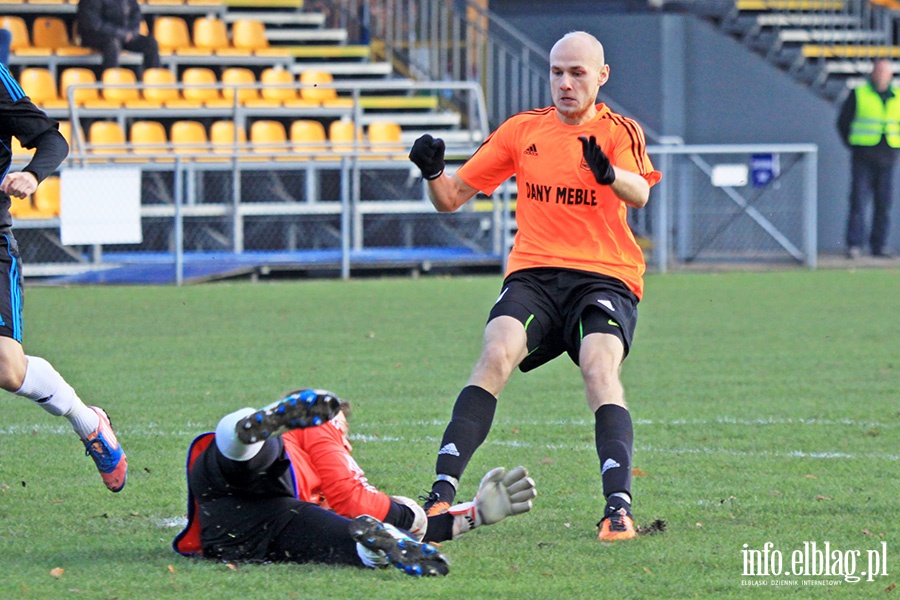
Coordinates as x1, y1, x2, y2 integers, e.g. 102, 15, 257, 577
646, 142, 819, 271
318, 0, 553, 127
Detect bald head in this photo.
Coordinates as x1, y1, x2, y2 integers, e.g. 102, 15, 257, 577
549, 31, 609, 125
551, 31, 605, 70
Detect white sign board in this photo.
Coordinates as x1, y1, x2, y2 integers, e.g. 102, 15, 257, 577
710, 164, 749, 188
60, 168, 143, 245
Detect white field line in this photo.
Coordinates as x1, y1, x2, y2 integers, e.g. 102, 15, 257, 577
3, 419, 897, 461
1, 416, 895, 437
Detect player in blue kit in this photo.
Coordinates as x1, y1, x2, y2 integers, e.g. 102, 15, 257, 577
0, 63, 127, 492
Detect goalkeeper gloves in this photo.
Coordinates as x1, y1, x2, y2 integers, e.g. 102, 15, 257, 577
579, 135, 616, 185
448, 466, 536, 538
409, 134, 446, 180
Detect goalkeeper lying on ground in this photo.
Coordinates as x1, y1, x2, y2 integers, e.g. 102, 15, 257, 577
173, 389, 536, 575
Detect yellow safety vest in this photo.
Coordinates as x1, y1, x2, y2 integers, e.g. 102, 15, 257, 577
848, 82, 900, 147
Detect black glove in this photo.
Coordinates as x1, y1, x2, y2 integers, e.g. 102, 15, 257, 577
409, 134, 446, 180
579, 135, 616, 185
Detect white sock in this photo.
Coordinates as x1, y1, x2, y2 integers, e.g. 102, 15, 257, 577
609, 492, 632, 507
16, 355, 99, 438
215, 407, 264, 461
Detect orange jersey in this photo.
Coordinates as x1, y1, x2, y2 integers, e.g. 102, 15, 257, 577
281, 420, 391, 520
457, 104, 661, 299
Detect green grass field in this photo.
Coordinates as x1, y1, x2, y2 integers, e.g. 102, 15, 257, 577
0, 269, 897, 599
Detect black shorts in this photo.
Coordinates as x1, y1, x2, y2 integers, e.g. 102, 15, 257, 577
488, 267, 639, 372
0, 231, 23, 342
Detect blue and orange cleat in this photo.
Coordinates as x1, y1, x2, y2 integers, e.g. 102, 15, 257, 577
82, 407, 127, 493
235, 389, 342, 444
350, 515, 449, 576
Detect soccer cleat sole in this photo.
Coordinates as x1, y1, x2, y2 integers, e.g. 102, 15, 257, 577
236, 390, 341, 444
350, 515, 449, 577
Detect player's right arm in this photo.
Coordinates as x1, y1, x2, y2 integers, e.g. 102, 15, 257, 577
409, 134, 478, 213
425, 172, 478, 213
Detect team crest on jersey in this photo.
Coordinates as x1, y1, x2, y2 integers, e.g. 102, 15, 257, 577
579, 157, 593, 172
523, 143, 538, 156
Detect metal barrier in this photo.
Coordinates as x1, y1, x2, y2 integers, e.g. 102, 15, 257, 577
644, 143, 819, 271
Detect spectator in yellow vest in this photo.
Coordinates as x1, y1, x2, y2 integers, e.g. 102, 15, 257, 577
836, 58, 899, 258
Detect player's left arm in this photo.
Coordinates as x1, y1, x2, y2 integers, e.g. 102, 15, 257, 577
1, 129, 68, 198
609, 168, 650, 209
304, 425, 391, 520
580, 134, 653, 209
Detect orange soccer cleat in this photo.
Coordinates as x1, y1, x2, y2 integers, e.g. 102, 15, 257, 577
597, 506, 636, 541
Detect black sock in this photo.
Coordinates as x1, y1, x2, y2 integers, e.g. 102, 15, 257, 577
594, 404, 634, 507
422, 514, 454, 543
433, 385, 497, 504
431, 479, 457, 503
385, 499, 414, 531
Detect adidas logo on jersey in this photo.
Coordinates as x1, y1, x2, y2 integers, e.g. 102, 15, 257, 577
601, 458, 621, 474
438, 443, 461, 457
524, 143, 538, 156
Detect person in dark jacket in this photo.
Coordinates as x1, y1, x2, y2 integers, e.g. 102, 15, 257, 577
836, 58, 899, 258
76, 0, 159, 72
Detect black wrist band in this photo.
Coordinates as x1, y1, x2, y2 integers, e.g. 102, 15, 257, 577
424, 168, 444, 181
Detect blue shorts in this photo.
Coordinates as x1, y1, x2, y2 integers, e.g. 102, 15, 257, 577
0, 231, 23, 342
487, 267, 638, 372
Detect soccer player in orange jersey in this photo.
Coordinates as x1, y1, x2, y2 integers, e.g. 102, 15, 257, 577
409, 31, 661, 541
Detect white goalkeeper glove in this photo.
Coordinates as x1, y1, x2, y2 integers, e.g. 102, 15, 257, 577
391, 495, 428, 541
448, 466, 536, 538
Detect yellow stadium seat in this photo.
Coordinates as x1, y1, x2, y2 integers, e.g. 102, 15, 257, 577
257, 67, 296, 103
153, 16, 204, 55
329, 119, 364, 154
221, 67, 259, 103
101, 68, 140, 105
299, 69, 335, 102
231, 19, 266, 51
192, 17, 230, 52
209, 120, 246, 158
18, 68, 68, 109
130, 120, 170, 160
299, 69, 353, 108
250, 119, 287, 159
88, 121, 127, 160
10, 194, 37, 219
181, 67, 230, 107
367, 121, 404, 158
31, 16, 91, 56
290, 119, 327, 157
1, 16, 46, 55
170, 120, 208, 157
60, 68, 117, 107
32, 175, 61, 217
142, 68, 179, 102
231, 19, 289, 56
